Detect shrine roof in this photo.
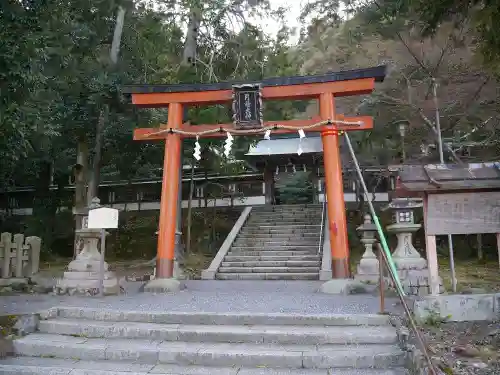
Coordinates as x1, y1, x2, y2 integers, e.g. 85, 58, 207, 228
121, 66, 386, 94
398, 162, 500, 192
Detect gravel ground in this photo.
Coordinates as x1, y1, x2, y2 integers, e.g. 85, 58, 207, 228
417, 321, 500, 375
0, 280, 402, 315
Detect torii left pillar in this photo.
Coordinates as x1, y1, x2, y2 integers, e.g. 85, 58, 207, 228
145, 103, 184, 292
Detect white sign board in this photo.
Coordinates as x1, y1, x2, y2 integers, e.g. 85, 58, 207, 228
426, 192, 500, 235
88, 207, 119, 229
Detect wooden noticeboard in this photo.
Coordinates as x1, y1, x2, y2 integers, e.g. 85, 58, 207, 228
425, 192, 500, 235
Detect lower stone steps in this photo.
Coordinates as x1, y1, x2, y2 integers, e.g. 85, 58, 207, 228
0, 358, 410, 375
37, 318, 398, 344
216, 272, 320, 280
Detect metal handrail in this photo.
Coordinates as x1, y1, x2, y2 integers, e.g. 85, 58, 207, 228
317, 197, 327, 254
376, 242, 438, 375
342, 131, 438, 375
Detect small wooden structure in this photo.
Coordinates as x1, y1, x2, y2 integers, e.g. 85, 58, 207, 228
122, 66, 386, 279
397, 162, 500, 294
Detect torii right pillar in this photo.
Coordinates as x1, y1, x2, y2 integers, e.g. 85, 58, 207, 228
319, 92, 351, 279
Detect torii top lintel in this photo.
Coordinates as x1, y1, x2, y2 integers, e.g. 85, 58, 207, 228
122, 66, 386, 107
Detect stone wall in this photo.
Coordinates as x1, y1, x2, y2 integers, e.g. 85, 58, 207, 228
413, 293, 500, 322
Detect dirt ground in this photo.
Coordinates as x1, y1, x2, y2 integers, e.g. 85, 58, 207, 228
414, 259, 500, 375
418, 321, 500, 375
438, 259, 500, 293
37, 252, 213, 280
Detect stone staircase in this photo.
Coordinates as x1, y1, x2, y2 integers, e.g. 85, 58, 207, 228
217, 204, 323, 280
0, 306, 409, 375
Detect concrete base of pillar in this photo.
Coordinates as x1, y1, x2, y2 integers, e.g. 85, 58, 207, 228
319, 279, 370, 295
142, 277, 185, 293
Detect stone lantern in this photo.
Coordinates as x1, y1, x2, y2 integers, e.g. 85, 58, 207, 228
56, 197, 120, 296
355, 214, 379, 284
385, 198, 426, 270
384, 198, 441, 295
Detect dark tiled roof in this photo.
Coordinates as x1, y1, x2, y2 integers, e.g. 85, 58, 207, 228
399, 162, 500, 191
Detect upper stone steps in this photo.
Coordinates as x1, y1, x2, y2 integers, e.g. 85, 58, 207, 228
230, 245, 319, 251
237, 232, 321, 238
218, 266, 321, 274
234, 242, 319, 248
221, 260, 321, 267
223, 255, 321, 262
241, 227, 322, 232
247, 219, 321, 225
227, 251, 318, 257
216, 272, 322, 280
243, 224, 322, 229
247, 214, 322, 220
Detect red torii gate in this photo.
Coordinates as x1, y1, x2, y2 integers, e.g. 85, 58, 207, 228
122, 66, 386, 283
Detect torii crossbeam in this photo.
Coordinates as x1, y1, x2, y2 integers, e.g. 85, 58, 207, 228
122, 65, 386, 281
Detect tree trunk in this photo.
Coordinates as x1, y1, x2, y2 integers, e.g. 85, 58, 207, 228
186, 162, 196, 254
182, 6, 201, 66
87, 106, 108, 202
86, 6, 126, 202
477, 233, 483, 261
73, 140, 88, 258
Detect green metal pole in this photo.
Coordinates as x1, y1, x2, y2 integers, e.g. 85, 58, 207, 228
343, 132, 405, 296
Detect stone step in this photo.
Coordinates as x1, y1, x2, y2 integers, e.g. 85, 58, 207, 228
229, 248, 318, 254
237, 233, 320, 238
242, 226, 322, 230
232, 241, 319, 247
228, 251, 317, 257
231, 245, 318, 251
249, 215, 322, 220
221, 260, 321, 267
248, 220, 319, 225
54, 307, 392, 326
240, 229, 322, 235
253, 205, 322, 211
237, 232, 320, 238
224, 255, 321, 262
13, 333, 405, 368
218, 266, 321, 273
0, 357, 409, 375
38, 319, 398, 345
216, 272, 319, 280
234, 238, 320, 243
244, 224, 322, 229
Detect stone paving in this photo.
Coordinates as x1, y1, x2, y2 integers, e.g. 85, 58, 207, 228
1, 280, 401, 316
